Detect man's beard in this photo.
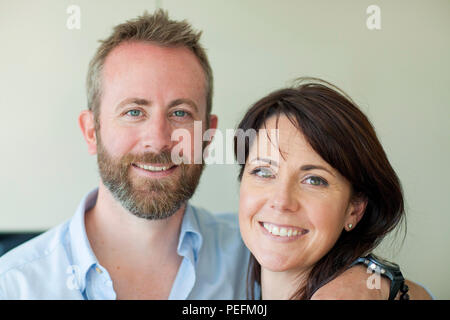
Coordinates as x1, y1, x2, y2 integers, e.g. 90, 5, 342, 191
96, 134, 204, 220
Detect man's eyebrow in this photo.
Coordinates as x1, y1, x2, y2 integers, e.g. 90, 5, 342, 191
249, 157, 279, 167
300, 164, 335, 177
115, 98, 199, 113
168, 98, 199, 113
115, 98, 151, 112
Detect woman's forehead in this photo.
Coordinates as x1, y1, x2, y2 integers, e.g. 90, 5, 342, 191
254, 116, 309, 151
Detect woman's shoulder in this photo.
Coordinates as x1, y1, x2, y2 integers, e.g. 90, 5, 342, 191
402, 280, 434, 300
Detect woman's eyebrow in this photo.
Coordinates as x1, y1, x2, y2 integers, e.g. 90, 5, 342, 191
249, 157, 279, 167
300, 164, 335, 177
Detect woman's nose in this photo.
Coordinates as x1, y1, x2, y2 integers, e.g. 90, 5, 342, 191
269, 182, 300, 213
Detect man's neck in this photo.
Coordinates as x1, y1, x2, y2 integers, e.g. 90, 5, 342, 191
84, 183, 185, 299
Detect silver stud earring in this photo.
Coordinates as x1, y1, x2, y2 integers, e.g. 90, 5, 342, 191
348, 223, 353, 230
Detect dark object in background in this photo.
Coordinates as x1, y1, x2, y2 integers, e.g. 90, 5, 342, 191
0, 232, 43, 257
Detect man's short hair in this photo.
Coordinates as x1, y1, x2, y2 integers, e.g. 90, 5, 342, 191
86, 9, 213, 127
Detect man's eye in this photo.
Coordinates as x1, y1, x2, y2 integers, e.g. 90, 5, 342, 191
250, 167, 274, 179
126, 109, 142, 117
173, 110, 188, 117
304, 176, 328, 186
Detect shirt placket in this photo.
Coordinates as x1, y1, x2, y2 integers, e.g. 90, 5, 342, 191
85, 264, 116, 300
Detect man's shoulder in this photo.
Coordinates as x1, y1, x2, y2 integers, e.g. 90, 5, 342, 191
191, 205, 239, 230
0, 221, 69, 277
0, 219, 84, 299
187, 205, 249, 299
189, 205, 246, 255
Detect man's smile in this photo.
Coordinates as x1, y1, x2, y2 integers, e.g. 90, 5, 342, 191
133, 162, 176, 172
131, 162, 179, 177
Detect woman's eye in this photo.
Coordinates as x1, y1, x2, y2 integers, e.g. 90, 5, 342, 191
304, 176, 328, 186
126, 109, 142, 117
250, 167, 274, 179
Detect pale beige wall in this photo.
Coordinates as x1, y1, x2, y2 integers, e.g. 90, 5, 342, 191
0, 0, 448, 298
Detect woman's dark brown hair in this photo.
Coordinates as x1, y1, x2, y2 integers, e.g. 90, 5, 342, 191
234, 77, 406, 300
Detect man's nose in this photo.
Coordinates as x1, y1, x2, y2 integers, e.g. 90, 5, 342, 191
269, 181, 300, 213
140, 109, 173, 153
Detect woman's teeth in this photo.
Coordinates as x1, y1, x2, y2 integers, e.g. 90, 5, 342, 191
135, 163, 172, 172
263, 222, 307, 237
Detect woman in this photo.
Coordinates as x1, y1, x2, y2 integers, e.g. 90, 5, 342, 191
234, 78, 432, 300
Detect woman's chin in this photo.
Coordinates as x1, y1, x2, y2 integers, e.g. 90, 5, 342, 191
255, 253, 293, 272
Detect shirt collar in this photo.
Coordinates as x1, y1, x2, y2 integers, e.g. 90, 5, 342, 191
68, 188, 99, 292
68, 188, 204, 293
176, 203, 203, 265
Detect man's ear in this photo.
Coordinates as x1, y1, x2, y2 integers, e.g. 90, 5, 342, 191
78, 110, 97, 155
345, 195, 368, 231
202, 114, 218, 158
208, 114, 218, 131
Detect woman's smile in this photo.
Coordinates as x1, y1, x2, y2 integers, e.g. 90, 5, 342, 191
259, 221, 309, 242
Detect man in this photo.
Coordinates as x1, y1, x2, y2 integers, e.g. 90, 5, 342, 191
0, 10, 396, 299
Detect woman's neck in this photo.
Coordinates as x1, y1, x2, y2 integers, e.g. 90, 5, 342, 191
260, 267, 310, 300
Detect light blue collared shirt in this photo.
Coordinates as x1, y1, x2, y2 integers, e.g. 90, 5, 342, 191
0, 189, 250, 299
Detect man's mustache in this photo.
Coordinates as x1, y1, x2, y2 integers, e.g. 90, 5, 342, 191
120, 150, 175, 165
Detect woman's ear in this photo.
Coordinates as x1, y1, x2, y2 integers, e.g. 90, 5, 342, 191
78, 110, 97, 155
345, 195, 368, 231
